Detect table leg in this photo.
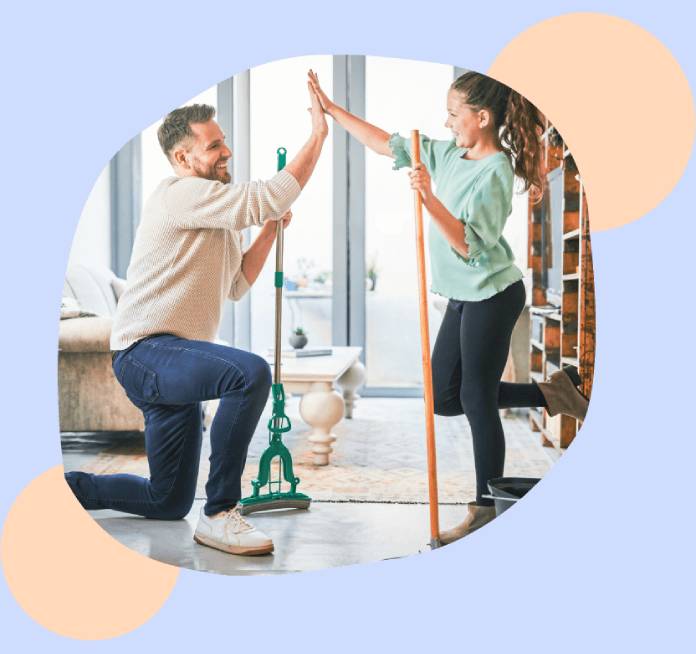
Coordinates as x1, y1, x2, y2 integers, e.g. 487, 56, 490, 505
299, 382, 345, 466
337, 359, 365, 419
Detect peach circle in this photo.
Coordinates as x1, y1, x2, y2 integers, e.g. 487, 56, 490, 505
488, 12, 695, 231
1, 466, 179, 640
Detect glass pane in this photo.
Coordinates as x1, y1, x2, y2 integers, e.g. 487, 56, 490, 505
365, 57, 453, 388
249, 56, 333, 356
141, 86, 218, 210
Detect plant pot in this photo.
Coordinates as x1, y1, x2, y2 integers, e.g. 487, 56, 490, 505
289, 333, 308, 349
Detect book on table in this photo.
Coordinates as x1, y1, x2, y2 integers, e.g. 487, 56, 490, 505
268, 347, 333, 359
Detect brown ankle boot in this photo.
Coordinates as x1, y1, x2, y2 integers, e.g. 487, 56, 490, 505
440, 502, 497, 544
537, 366, 589, 421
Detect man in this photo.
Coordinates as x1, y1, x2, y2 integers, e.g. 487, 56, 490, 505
65, 85, 328, 556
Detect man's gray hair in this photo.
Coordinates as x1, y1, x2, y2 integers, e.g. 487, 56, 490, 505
157, 104, 216, 161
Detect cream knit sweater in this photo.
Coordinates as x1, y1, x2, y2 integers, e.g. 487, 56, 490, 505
110, 170, 301, 351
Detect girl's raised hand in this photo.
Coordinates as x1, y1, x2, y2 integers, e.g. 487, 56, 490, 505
409, 163, 434, 203
307, 69, 333, 114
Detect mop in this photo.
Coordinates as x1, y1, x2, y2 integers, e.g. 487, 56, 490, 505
411, 130, 442, 549
238, 147, 312, 515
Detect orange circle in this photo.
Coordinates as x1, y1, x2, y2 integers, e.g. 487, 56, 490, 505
1, 466, 179, 640
488, 13, 695, 231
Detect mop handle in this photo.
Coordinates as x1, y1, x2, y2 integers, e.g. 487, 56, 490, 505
273, 147, 287, 385
412, 130, 440, 544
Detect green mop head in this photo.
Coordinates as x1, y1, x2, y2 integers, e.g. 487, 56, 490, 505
239, 384, 311, 515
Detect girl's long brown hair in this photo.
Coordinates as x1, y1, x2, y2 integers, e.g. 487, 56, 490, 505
452, 72, 545, 200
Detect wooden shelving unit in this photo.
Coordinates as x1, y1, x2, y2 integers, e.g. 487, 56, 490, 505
528, 125, 595, 451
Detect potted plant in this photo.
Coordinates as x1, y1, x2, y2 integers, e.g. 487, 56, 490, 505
289, 326, 308, 349
366, 253, 379, 292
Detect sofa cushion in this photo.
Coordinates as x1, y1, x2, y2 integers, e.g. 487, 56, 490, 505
111, 276, 128, 301
63, 265, 119, 317
60, 296, 98, 320
59, 316, 113, 353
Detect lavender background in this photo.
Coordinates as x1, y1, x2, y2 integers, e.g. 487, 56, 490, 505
1, 1, 694, 650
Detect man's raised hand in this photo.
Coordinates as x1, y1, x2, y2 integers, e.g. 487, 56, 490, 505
307, 80, 328, 139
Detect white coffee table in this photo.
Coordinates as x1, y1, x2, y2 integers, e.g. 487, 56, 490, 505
268, 346, 364, 466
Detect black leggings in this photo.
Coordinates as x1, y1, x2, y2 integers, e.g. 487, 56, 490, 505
432, 280, 546, 505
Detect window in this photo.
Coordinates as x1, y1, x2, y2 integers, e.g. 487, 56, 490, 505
249, 56, 333, 356
364, 57, 453, 388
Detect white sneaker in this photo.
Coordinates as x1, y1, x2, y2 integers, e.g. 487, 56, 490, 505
193, 506, 274, 556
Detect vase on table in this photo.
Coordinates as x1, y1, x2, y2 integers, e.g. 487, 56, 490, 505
289, 330, 308, 349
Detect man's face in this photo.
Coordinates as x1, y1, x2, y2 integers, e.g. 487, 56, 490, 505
179, 120, 232, 183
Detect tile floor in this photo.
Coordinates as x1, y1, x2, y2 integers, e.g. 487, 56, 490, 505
62, 398, 557, 575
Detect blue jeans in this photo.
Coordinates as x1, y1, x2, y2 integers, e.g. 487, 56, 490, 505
65, 334, 272, 519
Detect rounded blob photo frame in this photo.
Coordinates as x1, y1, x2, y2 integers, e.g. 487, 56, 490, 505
1, 5, 694, 651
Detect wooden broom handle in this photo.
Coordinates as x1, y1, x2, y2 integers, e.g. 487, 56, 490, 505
411, 130, 440, 545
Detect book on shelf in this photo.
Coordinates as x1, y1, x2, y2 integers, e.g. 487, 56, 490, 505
267, 347, 333, 359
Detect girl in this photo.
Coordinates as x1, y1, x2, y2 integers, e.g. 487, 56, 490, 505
308, 69, 588, 543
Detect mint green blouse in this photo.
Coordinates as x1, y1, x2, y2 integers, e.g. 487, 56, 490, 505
389, 133, 523, 301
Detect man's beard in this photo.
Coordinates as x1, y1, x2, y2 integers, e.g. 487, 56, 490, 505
193, 159, 231, 184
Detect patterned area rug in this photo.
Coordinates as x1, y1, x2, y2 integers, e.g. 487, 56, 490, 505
78, 398, 554, 504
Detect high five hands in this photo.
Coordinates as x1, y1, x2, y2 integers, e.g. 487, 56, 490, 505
307, 68, 433, 205
307, 72, 328, 139
307, 70, 333, 115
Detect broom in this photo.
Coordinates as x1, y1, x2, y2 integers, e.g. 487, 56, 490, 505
411, 130, 441, 549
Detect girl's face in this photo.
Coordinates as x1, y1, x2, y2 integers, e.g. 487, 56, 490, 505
445, 89, 488, 149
